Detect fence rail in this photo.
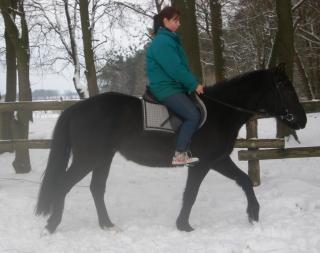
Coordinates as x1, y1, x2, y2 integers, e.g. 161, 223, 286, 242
239, 146, 320, 160
0, 99, 319, 113
0, 100, 78, 112
0, 138, 285, 152
301, 100, 320, 113
1, 99, 320, 185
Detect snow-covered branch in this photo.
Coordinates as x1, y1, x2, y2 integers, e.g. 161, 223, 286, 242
292, 0, 307, 12
298, 27, 320, 45
113, 1, 154, 18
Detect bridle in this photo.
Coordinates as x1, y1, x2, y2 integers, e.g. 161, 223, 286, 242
272, 79, 295, 122
201, 74, 295, 122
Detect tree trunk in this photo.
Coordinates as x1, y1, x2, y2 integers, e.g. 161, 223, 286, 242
0, 0, 32, 173
209, 0, 225, 82
13, 0, 32, 173
275, 0, 296, 139
315, 50, 320, 99
268, 32, 280, 68
64, 0, 85, 99
308, 43, 317, 99
154, 0, 164, 13
79, 0, 99, 96
172, 0, 202, 82
276, 0, 294, 80
294, 47, 313, 99
0, 24, 17, 145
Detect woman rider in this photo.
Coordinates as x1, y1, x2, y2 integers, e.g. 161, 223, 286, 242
146, 6, 204, 166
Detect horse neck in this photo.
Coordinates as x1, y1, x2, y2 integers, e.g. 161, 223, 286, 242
205, 70, 268, 110
203, 70, 269, 129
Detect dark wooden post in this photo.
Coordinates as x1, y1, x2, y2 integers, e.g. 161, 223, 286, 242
246, 119, 261, 186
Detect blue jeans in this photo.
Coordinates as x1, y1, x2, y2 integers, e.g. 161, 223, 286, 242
162, 93, 200, 152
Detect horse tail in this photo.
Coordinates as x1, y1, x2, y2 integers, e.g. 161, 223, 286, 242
35, 110, 71, 216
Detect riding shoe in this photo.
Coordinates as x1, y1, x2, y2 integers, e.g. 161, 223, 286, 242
172, 151, 199, 166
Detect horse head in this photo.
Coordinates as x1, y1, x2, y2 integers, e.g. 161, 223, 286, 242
262, 63, 307, 130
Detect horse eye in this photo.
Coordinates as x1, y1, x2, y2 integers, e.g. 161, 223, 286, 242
276, 81, 283, 88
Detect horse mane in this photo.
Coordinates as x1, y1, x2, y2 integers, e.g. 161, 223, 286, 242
204, 69, 269, 100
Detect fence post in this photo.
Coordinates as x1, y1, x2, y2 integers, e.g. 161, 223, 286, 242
246, 118, 261, 186
0, 112, 2, 139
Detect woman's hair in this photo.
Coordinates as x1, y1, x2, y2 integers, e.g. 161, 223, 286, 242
153, 6, 180, 35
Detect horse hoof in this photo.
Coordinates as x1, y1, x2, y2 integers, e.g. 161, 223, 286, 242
176, 220, 194, 232
40, 227, 51, 237
248, 214, 258, 224
101, 225, 123, 233
178, 224, 194, 232
247, 202, 260, 223
248, 217, 258, 225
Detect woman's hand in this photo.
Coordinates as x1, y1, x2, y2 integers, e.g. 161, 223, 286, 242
195, 84, 204, 95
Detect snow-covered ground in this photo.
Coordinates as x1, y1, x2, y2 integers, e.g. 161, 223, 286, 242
0, 112, 319, 253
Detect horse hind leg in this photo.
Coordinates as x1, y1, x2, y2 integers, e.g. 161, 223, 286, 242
90, 153, 115, 230
214, 156, 260, 223
45, 161, 91, 234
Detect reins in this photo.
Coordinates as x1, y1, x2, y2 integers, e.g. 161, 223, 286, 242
201, 93, 268, 117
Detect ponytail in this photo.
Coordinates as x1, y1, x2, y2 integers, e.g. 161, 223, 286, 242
153, 14, 162, 35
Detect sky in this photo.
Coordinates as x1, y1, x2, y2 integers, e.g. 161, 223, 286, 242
0, 0, 158, 95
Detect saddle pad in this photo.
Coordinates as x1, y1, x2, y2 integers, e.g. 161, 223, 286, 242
141, 93, 207, 134
142, 100, 181, 133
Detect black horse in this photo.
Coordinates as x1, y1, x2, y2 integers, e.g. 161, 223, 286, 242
36, 64, 307, 234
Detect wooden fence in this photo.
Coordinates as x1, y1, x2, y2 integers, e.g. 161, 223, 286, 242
0, 138, 285, 152
239, 100, 320, 185
1, 99, 320, 185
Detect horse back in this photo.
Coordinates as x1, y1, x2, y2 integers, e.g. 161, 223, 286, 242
60, 92, 143, 155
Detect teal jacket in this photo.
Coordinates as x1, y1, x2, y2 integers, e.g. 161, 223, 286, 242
146, 27, 198, 101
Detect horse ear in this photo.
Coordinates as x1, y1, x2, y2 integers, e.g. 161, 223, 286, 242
277, 63, 286, 73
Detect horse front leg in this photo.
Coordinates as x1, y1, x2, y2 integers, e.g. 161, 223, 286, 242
176, 165, 209, 232
214, 156, 260, 223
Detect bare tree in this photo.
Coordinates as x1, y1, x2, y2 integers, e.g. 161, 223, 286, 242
209, 0, 225, 82
294, 0, 320, 99
0, 0, 32, 173
272, 0, 297, 140
0, 0, 17, 143
172, 0, 202, 81
294, 46, 313, 99
79, 0, 99, 96
113, 1, 154, 17
30, 0, 86, 98
276, 0, 294, 79
64, 0, 84, 98
155, 0, 165, 13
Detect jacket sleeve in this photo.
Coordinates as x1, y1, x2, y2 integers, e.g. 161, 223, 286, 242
151, 39, 198, 93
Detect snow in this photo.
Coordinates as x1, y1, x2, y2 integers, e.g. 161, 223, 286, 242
0, 113, 320, 253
